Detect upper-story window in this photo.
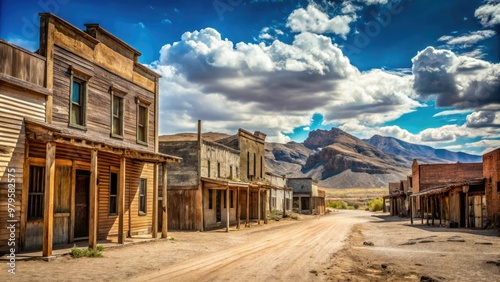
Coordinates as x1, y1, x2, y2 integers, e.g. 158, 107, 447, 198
110, 86, 126, 139
136, 97, 151, 145
69, 66, 91, 129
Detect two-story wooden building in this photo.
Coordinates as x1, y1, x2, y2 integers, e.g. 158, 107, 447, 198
0, 13, 180, 258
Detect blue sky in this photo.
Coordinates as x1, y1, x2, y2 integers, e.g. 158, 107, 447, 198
1, 0, 499, 155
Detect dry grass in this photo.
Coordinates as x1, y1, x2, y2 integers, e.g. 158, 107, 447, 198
322, 188, 388, 206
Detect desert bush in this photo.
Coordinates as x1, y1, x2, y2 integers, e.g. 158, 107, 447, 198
368, 197, 384, 212
70, 245, 103, 258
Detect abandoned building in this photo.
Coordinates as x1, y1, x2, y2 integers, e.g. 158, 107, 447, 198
159, 125, 272, 231
287, 178, 326, 214
384, 179, 411, 217
264, 172, 293, 216
483, 148, 500, 228
0, 13, 181, 257
410, 160, 485, 228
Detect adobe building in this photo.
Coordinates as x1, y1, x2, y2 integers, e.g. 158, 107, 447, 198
287, 178, 326, 214
483, 148, 500, 227
0, 13, 181, 257
410, 160, 484, 228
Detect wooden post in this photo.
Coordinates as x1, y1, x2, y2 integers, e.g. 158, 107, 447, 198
283, 190, 286, 218
21, 138, 30, 250
465, 192, 469, 228
69, 161, 76, 243
236, 187, 240, 229
42, 142, 56, 257
161, 163, 168, 238
118, 157, 126, 244
440, 195, 443, 226
431, 196, 435, 226
89, 149, 98, 250
298, 196, 302, 212
226, 186, 230, 232
246, 187, 249, 227
257, 189, 261, 225
264, 189, 268, 224
410, 196, 413, 225
152, 163, 159, 239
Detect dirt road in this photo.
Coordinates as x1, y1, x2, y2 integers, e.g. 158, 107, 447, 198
134, 211, 368, 281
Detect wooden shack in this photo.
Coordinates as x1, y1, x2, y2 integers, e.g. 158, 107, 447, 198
287, 178, 326, 215
0, 13, 181, 258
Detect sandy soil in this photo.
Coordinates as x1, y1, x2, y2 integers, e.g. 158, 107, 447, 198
3, 211, 500, 281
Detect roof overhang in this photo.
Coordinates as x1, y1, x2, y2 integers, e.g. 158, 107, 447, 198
411, 178, 485, 197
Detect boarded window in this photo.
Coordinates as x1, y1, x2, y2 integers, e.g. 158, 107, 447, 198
70, 79, 86, 127
137, 104, 148, 144
208, 189, 213, 209
139, 178, 147, 214
112, 95, 123, 137
28, 166, 45, 220
109, 172, 118, 214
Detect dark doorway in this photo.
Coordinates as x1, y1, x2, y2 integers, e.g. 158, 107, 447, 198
74, 170, 90, 239
301, 197, 309, 211
459, 193, 466, 228
216, 190, 222, 222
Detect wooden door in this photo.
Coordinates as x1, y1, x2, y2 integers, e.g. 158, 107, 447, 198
216, 190, 222, 222
74, 170, 90, 239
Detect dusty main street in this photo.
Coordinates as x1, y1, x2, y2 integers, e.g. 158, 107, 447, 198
3, 211, 500, 281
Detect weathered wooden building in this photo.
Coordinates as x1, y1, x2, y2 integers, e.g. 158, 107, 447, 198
385, 179, 411, 217
287, 178, 326, 214
410, 160, 484, 228
264, 172, 293, 216
0, 13, 180, 257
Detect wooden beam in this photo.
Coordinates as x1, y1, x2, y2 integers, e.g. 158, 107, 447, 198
246, 186, 249, 227
236, 187, 240, 229
152, 163, 159, 239
20, 137, 29, 251
88, 149, 98, 250
421, 197, 423, 224
257, 189, 261, 225
161, 163, 168, 238
69, 161, 76, 243
226, 186, 230, 233
264, 189, 268, 224
42, 142, 55, 257
118, 157, 126, 244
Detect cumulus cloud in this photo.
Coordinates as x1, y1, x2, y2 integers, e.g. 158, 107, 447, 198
286, 4, 356, 37
150, 27, 421, 141
412, 46, 500, 109
466, 111, 500, 127
475, 0, 500, 27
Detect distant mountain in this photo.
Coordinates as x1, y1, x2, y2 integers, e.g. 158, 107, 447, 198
365, 135, 482, 163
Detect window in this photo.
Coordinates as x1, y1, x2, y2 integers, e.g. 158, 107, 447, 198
70, 78, 86, 128
217, 162, 221, 178
260, 156, 263, 178
111, 94, 124, 138
208, 189, 213, 209
207, 160, 211, 177
229, 165, 233, 179
497, 182, 500, 193
136, 102, 149, 145
253, 153, 256, 179
139, 178, 147, 215
109, 172, 118, 215
247, 151, 250, 179
230, 190, 234, 208
28, 166, 45, 220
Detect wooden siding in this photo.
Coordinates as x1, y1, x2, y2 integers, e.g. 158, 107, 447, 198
0, 87, 45, 254
51, 46, 156, 153
167, 189, 200, 230
0, 40, 45, 87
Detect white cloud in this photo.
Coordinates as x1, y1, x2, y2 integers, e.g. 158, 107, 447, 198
412, 46, 500, 110
286, 4, 356, 37
475, 0, 500, 27
150, 27, 422, 142
438, 30, 495, 48
433, 109, 473, 117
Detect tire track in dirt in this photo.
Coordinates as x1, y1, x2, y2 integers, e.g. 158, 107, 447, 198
133, 211, 372, 281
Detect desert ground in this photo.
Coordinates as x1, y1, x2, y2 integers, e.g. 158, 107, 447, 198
2, 210, 500, 281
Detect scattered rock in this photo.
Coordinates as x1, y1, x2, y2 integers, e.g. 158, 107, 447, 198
309, 269, 318, 274
381, 263, 394, 269
447, 239, 465, 243
420, 275, 441, 281
475, 242, 492, 245
486, 260, 500, 266
401, 241, 417, 245
363, 241, 374, 246
418, 240, 434, 243
415, 264, 423, 266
